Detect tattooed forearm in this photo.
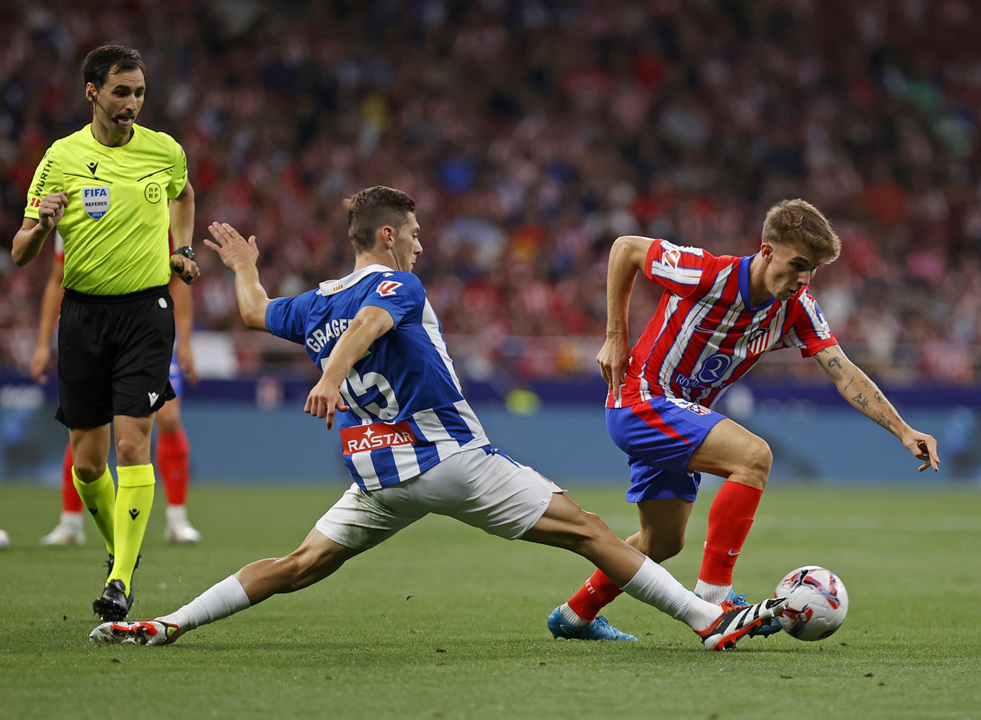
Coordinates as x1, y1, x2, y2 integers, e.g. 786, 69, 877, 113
818, 349, 844, 370
872, 410, 893, 430
852, 393, 870, 411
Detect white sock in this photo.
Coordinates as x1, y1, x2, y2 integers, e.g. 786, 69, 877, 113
165, 505, 189, 526
157, 575, 250, 631
622, 558, 721, 632
557, 603, 588, 626
62, 512, 84, 529
694, 580, 731, 604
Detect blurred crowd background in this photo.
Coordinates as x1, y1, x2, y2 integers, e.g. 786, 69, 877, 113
2, 0, 980, 387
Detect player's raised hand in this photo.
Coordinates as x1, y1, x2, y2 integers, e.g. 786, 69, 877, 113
304, 374, 350, 429
596, 332, 631, 399
204, 222, 259, 271
37, 192, 68, 231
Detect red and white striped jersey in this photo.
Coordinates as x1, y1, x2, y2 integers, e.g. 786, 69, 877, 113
609, 239, 838, 410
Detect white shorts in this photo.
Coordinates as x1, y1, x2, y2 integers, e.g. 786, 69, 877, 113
315, 447, 563, 550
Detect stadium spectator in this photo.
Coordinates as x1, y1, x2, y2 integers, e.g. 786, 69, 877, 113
10, 44, 200, 622
1, 2, 980, 383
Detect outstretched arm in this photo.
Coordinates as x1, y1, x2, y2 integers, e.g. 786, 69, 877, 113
596, 235, 652, 398
203, 221, 269, 330
814, 345, 940, 472
306, 305, 395, 429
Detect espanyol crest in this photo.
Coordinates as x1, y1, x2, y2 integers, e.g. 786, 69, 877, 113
82, 186, 110, 220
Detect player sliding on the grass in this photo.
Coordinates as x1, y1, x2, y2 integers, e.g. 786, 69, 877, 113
547, 198, 940, 642
91, 186, 786, 651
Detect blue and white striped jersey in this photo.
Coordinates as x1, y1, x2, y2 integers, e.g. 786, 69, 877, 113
265, 264, 490, 491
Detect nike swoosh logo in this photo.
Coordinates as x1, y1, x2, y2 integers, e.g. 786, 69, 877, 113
727, 549, 741, 556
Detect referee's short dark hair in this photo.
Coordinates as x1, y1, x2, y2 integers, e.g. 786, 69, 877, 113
82, 44, 147, 89
346, 187, 416, 253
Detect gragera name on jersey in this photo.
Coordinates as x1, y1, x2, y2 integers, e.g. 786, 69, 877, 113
306, 317, 351, 353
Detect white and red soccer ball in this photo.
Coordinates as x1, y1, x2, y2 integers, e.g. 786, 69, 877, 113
775, 566, 849, 641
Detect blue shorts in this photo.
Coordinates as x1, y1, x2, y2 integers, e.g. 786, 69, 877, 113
606, 397, 726, 503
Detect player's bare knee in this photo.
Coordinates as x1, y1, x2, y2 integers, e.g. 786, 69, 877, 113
72, 460, 105, 482
115, 437, 151, 465
573, 511, 619, 553
735, 436, 772, 489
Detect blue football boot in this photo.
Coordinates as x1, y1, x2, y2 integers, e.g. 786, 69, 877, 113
547, 606, 637, 641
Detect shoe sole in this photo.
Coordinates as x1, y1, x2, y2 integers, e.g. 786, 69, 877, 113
93, 585, 134, 622
708, 616, 764, 650
93, 600, 130, 622
90, 621, 179, 646
165, 531, 201, 544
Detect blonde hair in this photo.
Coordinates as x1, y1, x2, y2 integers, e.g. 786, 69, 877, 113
762, 199, 841, 263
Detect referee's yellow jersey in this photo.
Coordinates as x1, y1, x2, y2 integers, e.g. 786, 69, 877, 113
24, 124, 188, 295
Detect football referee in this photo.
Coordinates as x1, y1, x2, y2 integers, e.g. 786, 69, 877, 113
11, 44, 200, 621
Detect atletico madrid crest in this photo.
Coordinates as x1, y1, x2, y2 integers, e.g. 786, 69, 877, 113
748, 328, 771, 355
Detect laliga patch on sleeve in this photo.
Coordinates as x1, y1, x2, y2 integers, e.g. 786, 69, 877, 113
82, 186, 110, 220
376, 280, 403, 297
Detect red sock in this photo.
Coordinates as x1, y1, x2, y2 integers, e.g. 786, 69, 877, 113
567, 569, 624, 622
699, 481, 763, 585
62, 443, 83, 513
157, 428, 190, 506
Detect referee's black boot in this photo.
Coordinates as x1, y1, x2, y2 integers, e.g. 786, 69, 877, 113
93, 579, 134, 622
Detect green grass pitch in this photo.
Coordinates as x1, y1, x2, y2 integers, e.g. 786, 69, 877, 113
1, 482, 979, 720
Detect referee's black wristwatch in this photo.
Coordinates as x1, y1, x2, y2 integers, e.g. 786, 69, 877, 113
172, 246, 195, 261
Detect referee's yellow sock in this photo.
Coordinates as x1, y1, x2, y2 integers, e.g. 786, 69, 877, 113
110, 464, 155, 593
72, 466, 115, 555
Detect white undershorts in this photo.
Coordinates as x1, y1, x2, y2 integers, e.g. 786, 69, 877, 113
315, 447, 563, 550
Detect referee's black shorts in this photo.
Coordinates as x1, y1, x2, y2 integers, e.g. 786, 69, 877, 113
56, 285, 177, 429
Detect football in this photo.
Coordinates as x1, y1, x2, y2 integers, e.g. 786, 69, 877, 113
774, 566, 848, 641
